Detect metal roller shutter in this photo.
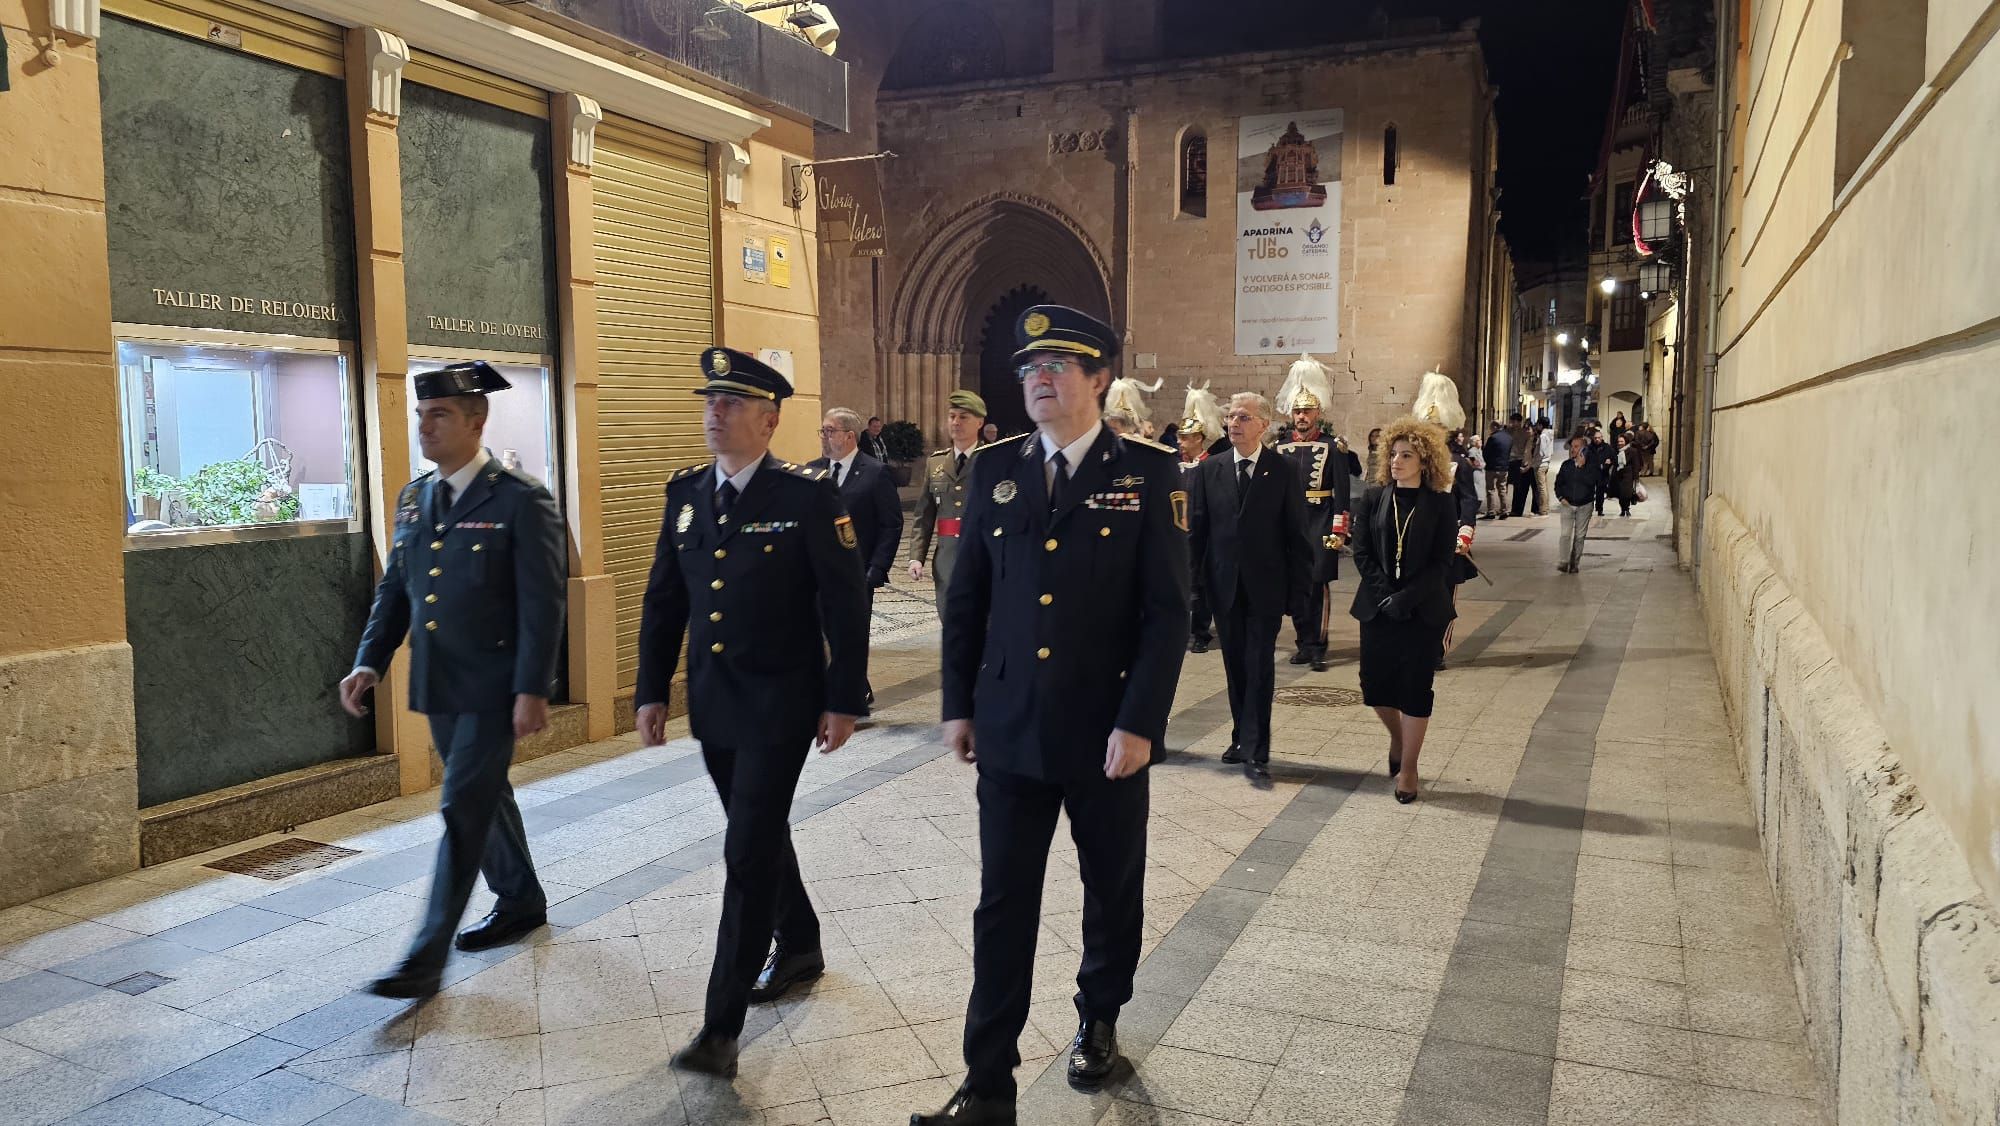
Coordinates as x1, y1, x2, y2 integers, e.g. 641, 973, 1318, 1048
592, 116, 714, 692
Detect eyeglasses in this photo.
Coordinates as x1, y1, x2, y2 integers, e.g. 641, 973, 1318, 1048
817, 427, 851, 436
1225, 411, 1262, 424
1015, 358, 1076, 382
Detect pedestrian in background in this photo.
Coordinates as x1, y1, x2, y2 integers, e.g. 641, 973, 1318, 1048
810, 407, 903, 711
1350, 416, 1460, 804
1612, 432, 1642, 516
1588, 427, 1616, 515
1365, 426, 1384, 481
862, 415, 891, 461
1511, 414, 1541, 517
909, 390, 989, 616
1481, 420, 1513, 519
341, 362, 568, 1000
1554, 435, 1599, 572
1535, 421, 1556, 513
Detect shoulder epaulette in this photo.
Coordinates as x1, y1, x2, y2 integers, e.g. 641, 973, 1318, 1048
1119, 434, 1176, 454
668, 463, 709, 483
780, 461, 827, 481
396, 477, 426, 505
972, 433, 1032, 455
931, 447, 951, 457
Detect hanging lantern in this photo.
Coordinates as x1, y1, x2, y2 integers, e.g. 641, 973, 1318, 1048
1637, 198, 1674, 244
1638, 257, 1673, 296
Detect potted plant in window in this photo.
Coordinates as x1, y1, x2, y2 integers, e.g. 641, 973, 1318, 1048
879, 419, 925, 487
132, 466, 176, 523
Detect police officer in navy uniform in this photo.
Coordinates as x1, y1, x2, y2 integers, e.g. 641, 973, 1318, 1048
914, 307, 1190, 1126
635, 348, 871, 1079
340, 361, 567, 1000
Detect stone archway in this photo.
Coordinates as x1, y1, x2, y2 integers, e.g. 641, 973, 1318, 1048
884, 193, 1110, 442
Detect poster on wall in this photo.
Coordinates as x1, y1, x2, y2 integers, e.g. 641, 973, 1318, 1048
1234, 109, 1342, 356
742, 236, 768, 283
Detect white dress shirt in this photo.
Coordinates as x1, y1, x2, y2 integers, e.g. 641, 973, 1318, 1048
827, 450, 858, 488
1041, 421, 1103, 492
352, 448, 490, 679
714, 457, 760, 498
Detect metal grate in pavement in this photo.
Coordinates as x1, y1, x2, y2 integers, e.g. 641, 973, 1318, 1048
205, 838, 360, 880
1505, 528, 1542, 541
1273, 685, 1365, 708
108, 972, 173, 996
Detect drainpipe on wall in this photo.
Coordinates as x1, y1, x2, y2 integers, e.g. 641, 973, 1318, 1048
1121, 104, 1139, 371
1692, 0, 1729, 586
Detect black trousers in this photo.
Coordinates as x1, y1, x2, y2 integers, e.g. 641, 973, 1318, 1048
964, 766, 1148, 1100
1216, 599, 1282, 759
1509, 463, 1534, 516
700, 741, 818, 1038
1289, 580, 1328, 658
408, 712, 546, 971
1189, 582, 1213, 644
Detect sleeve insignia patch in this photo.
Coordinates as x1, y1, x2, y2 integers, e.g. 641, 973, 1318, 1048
834, 514, 857, 549
1171, 490, 1190, 532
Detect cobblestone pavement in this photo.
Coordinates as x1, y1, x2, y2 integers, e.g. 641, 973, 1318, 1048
0, 489, 1825, 1125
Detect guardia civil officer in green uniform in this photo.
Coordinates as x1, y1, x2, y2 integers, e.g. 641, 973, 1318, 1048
340, 361, 567, 1000
635, 348, 871, 1080
907, 389, 989, 615
913, 308, 1191, 1126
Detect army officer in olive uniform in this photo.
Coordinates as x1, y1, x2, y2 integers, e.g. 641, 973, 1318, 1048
635, 348, 871, 1080
341, 361, 568, 1000
914, 307, 1190, 1126
907, 389, 989, 615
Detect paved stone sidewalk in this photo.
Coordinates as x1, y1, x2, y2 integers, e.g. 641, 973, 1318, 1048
0, 492, 1824, 1125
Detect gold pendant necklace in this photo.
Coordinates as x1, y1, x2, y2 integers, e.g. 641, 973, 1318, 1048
1392, 489, 1416, 581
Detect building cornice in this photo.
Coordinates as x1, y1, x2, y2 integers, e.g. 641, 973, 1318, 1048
282, 0, 768, 144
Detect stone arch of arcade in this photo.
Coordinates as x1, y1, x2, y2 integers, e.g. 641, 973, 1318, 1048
885, 193, 1111, 439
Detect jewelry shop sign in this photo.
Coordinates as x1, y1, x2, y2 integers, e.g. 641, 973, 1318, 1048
1235, 109, 1342, 356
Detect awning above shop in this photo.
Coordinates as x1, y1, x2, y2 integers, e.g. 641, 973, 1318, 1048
283, 0, 771, 144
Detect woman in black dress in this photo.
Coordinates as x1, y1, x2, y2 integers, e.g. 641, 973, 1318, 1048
1350, 417, 1461, 803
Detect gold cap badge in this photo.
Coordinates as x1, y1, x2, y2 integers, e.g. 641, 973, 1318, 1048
1023, 312, 1050, 337
709, 352, 730, 375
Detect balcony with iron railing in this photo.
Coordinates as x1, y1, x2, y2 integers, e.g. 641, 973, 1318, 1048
510, 0, 848, 130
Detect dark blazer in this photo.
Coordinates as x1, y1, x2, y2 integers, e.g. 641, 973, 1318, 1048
1554, 458, 1601, 506
355, 455, 567, 714
1187, 449, 1310, 619
1450, 454, 1481, 526
941, 429, 1190, 782
808, 451, 904, 587
636, 454, 871, 745
1348, 484, 1460, 627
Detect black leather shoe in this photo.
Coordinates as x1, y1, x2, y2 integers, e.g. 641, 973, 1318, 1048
748, 947, 825, 1003
1309, 655, 1328, 672
365, 962, 440, 1000
1066, 1020, 1119, 1090
1220, 744, 1244, 764
1247, 760, 1272, 782
911, 1082, 1016, 1125
671, 1029, 739, 1077
1189, 638, 1211, 654
454, 909, 547, 952
1287, 650, 1311, 665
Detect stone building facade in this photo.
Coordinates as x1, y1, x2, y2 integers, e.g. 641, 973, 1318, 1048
1688, 0, 2000, 1117
817, 4, 1513, 446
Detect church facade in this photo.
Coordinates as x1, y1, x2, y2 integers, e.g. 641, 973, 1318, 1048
817, 3, 1515, 443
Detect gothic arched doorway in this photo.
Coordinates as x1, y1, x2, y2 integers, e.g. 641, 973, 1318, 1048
885, 195, 1111, 445
976, 285, 1048, 437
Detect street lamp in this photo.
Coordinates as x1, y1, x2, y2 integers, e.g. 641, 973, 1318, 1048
1555, 332, 1570, 346
1599, 277, 1617, 295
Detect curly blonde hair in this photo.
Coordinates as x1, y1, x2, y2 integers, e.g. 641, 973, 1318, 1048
1372, 415, 1454, 492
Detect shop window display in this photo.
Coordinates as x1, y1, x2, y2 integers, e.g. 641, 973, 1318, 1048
118, 340, 357, 534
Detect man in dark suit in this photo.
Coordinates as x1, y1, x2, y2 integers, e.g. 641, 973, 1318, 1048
914, 305, 1189, 1126
809, 406, 903, 709
1188, 392, 1310, 780
635, 348, 871, 1078
340, 361, 568, 1000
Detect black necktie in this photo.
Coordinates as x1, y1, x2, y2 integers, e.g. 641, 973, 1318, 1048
831, 462, 843, 489
1049, 452, 1069, 513
1237, 457, 1252, 492
716, 481, 737, 520
439, 481, 454, 514
955, 453, 966, 476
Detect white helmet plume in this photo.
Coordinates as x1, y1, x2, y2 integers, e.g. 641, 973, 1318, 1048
1180, 381, 1222, 441
1412, 371, 1465, 430
1275, 353, 1332, 414
1104, 375, 1163, 424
